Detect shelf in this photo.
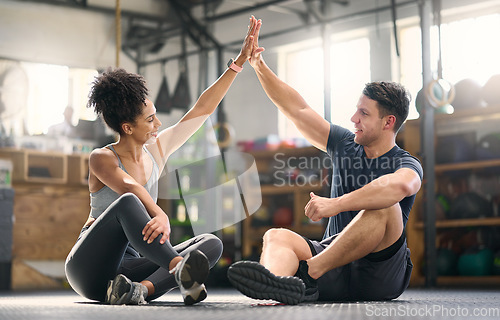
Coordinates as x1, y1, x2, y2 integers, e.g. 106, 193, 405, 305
437, 276, 500, 287
67, 154, 89, 185
251, 223, 324, 234
407, 104, 500, 124
404, 105, 500, 288
242, 146, 328, 258
260, 183, 324, 195
299, 223, 325, 236
434, 104, 500, 122
435, 159, 500, 173
414, 217, 500, 229
170, 219, 206, 227
0, 149, 67, 184
247, 146, 322, 158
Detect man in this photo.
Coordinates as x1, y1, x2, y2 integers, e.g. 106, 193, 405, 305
47, 106, 76, 137
227, 16, 423, 304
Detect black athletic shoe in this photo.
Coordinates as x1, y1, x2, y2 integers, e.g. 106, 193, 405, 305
294, 260, 319, 302
105, 274, 148, 305
227, 261, 305, 305
171, 249, 210, 305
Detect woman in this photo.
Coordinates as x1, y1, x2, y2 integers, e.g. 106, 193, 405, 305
65, 16, 262, 306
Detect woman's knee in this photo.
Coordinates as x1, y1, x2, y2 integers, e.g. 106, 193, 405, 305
117, 193, 143, 207
112, 193, 148, 217
200, 233, 223, 252
194, 233, 223, 268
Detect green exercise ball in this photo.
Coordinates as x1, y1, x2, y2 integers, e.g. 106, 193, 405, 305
494, 251, 500, 275
458, 248, 494, 276
415, 83, 454, 115
437, 248, 458, 276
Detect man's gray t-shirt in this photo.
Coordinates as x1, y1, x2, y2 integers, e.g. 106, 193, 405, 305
324, 124, 423, 239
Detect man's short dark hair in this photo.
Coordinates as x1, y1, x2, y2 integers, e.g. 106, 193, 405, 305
362, 81, 410, 133
87, 68, 148, 134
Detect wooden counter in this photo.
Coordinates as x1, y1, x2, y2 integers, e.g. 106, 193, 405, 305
0, 148, 90, 290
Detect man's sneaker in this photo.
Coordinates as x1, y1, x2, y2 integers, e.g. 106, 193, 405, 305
105, 274, 148, 305
227, 261, 305, 305
171, 249, 209, 305
295, 260, 319, 302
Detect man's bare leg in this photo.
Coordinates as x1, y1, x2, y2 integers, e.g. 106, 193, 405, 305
307, 203, 403, 279
259, 228, 314, 276
259, 203, 403, 280
228, 203, 403, 304
227, 228, 310, 305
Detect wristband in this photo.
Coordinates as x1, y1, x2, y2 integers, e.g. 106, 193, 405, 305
227, 58, 243, 73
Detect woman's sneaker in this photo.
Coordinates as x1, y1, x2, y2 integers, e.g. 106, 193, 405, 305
227, 261, 305, 305
171, 249, 210, 305
105, 274, 148, 305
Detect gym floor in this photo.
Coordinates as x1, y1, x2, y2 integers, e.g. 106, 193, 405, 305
1, 287, 499, 320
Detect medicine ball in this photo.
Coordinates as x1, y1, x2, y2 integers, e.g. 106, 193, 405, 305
458, 248, 494, 276
449, 192, 493, 219
456, 230, 480, 252
451, 78, 483, 110
494, 251, 500, 275
437, 248, 458, 276
415, 87, 453, 115
481, 74, 500, 105
273, 207, 293, 227
435, 133, 476, 164
476, 132, 500, 160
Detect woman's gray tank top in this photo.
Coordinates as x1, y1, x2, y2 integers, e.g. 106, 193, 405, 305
89, 145, 159, 219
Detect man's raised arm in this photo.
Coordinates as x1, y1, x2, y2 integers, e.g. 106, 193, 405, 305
248, 16, 330, 152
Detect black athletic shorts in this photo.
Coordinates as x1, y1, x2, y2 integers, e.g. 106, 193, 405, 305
302, 231, 413, 301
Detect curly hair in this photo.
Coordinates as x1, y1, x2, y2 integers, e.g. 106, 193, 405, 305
87, 68, 149, 134
362, 81, 411, 133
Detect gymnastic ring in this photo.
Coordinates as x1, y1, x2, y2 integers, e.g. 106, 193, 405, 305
425, 78, 455, 108
209, 122, 234, 149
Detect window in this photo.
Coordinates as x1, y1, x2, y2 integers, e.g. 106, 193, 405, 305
23, 62, 98, 135
278, 36, 371, 139
278, 43, 324, 140
399, 13, 500, 119
441, 14, 500, 85
0, 59, 97, 136
330, 38, 371, 130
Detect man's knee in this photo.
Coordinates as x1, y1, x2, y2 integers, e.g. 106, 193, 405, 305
262, 228, 293, 247
262, 228, 312, 260
359, 204, 404, 251
358, 203, 402, 225
262, 228, 304, 252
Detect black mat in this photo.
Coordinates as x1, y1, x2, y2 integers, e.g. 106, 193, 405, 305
0, 287, 499, 320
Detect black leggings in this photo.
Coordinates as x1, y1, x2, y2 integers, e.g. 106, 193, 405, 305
65, 193, 223, 302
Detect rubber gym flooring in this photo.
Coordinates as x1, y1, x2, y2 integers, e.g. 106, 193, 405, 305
1, 287, 499, 320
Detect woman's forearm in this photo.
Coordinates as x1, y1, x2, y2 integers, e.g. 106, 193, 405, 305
192, 55, 246, 116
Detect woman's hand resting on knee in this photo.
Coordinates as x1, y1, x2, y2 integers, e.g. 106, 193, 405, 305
142, 212, 171, 245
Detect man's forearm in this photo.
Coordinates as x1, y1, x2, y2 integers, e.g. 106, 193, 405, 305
253, 58, 309, 119
335, 173, 410, 215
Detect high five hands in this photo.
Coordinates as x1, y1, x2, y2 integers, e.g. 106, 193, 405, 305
247, 16, 265, 66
